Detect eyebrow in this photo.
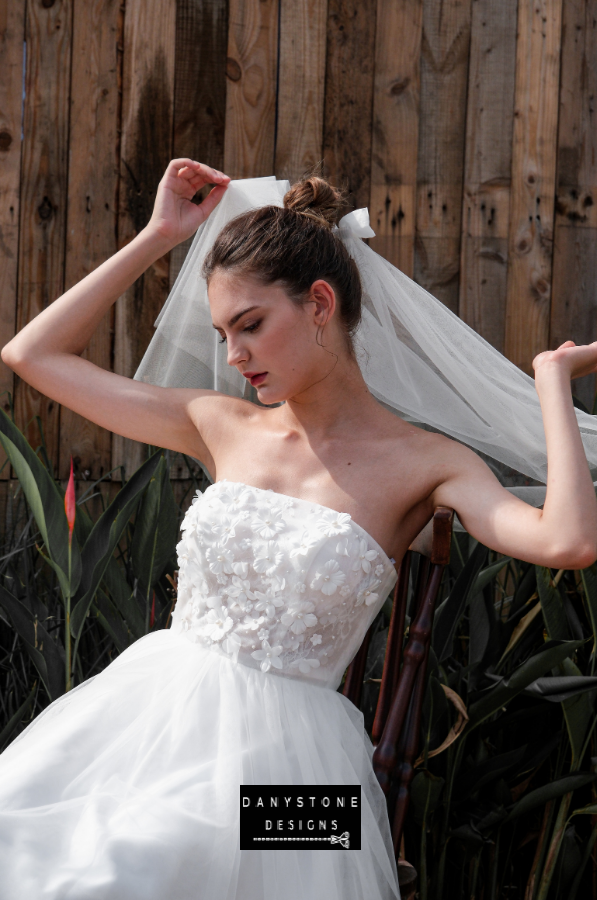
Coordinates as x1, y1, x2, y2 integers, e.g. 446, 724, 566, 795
212, 305, 261, 330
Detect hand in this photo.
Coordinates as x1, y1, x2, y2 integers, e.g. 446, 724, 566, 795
147, 159, 230, 249
533, 340, 597, 381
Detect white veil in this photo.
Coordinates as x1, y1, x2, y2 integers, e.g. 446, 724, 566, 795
135, 177, 597, 500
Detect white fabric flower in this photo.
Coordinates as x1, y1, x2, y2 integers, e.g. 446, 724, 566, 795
310, 560, 346, 596
290, 531, 320, 558
242, 614, 266, 631
251, 509, 285, 539
339, 585, 351, 598
217, 483, 251, 510
290, 657, 321, 674
268, 574, 286, 592
352, 539, 378, 573
335, 537, 353, 557
206, 546, 234, 575
253, 589, 284, 619
253, 542, 284, 575
281, 601, 318, 634
232, 560, 249, 578
317, 509, 352, 537
251, 640, 283, 673
257, 627, 269, 641
310, 633, 322, 646
222, 631, 242, 656
356, 579, 381, 607
211, 514, 240, 545
223, 575, 255, 610
200, 606, 234, 642
374, 564, 385, 576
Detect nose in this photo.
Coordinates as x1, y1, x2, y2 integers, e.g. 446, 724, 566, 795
226, 335, 249, 368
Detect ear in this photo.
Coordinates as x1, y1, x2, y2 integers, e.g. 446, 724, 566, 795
308, 280, 337, 327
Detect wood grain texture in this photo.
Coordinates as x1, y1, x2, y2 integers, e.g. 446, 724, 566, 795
322, 0, 377, 210
224, 0, 278, 178
458, 0, 518, 352
414, 0, 472, 313
59, 0, 122, 481
369, 0, 423, 277
15, 0, 73, 470
0, 1, 25, 439
169, 0, 228, 292
504, 0, 563, 374
550, 0, 597, 409
275, 0, 328, 183
112, 0, 176, 479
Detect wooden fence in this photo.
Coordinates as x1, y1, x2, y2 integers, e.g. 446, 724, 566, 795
0, 0, 596, 495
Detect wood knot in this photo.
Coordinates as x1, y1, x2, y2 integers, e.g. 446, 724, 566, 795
38, 196, 54, 221
0, 131, 12, 152
389, 77, 410, 97
226, 58, 242, 82
42, 0, 56, 7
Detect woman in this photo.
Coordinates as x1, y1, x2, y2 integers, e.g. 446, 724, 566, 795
0, 158, 595, 899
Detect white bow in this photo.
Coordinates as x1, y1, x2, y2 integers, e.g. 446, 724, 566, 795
338, 208, 376, 239
330, 831, 351, 848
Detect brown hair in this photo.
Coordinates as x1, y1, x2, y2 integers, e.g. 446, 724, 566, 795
202, 176, 362, 352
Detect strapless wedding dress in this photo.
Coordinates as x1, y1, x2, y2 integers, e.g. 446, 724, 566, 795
0, 480, 401, 899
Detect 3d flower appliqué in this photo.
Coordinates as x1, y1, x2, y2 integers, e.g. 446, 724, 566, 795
310, 560, 346, 595
251, 640, 284, 673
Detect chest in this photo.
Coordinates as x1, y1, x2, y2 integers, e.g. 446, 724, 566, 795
213, 429, 437, 560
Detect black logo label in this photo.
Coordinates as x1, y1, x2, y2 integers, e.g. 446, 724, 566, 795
240, 785, 361, 850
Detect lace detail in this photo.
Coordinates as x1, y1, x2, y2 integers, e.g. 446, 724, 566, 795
170, 481, 397, 689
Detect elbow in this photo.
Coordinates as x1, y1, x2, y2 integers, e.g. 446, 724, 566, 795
549, 542, 597, 571
1, 340, 30, 374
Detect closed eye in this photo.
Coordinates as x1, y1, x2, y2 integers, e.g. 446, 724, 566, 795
218, 320, 262, 344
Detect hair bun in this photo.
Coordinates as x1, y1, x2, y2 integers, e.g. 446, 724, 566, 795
283, 176, 345, 229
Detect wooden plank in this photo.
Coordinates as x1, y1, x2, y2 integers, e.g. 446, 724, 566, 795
322, 0, 377, 211
414, 0, 472, 314
503, 0, 563, 375
0, 1, 25, 446
14, 0, 73, 471
224, 0, 278, 179
59, 0, 122, 481
169, 0, 228, 292
550, 0, 597, 409
275, 0, 328, 184
369, 0, 423, 277
112, 0, 176, 480
458, 0, 518, 352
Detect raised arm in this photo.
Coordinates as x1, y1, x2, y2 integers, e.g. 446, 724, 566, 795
432, 341, 597, 569
1, 160, 230, 466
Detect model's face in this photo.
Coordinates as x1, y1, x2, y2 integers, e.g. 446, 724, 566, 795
208, 270, 342, 405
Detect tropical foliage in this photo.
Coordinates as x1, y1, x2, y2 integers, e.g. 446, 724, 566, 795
1, 412, 597, 898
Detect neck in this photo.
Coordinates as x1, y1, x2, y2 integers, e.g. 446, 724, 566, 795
276, 355, 379, 436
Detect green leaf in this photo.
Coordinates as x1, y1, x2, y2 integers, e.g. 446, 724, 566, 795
473, 557, 512, 596
467, 640, 584, 730
581, 565, 597, 654
455, 746, 527, 801
131, 455, 179, 600
559, 657, 595, 768
523, 674, 597, 703
410, 769, 445, 826
70, 450, 163, 641
537, 565, 569, 641
504, 772, 597, 823
0, 686, 36, 752
433, 541, 488, 662
0, 419, 81, 598
0, 583, 65, 700
101, 558, 145, 640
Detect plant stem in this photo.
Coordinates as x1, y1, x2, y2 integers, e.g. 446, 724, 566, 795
65, 541, 72, 692
535, 792, 573, 900
568, 819, 597, 900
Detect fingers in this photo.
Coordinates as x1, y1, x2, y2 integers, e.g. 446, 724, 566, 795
170, 159, 230, 185
194, 183, 229, 224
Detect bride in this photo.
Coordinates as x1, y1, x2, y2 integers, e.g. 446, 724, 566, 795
0, 158, 596, 899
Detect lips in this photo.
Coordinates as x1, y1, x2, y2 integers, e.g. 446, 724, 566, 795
243, 372, 268, 387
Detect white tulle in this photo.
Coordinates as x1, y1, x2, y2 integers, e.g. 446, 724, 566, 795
135, 176, 597, 485
0, 484, 401, 899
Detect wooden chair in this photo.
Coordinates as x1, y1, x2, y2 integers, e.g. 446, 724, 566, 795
342, 507, 454, 896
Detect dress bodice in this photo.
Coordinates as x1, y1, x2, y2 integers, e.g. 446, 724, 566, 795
171, 480, 398, 690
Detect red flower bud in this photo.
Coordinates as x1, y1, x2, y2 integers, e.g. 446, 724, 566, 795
65, 457, 76, 544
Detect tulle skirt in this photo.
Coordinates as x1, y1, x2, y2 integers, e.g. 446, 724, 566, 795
0, 629, 400, 899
